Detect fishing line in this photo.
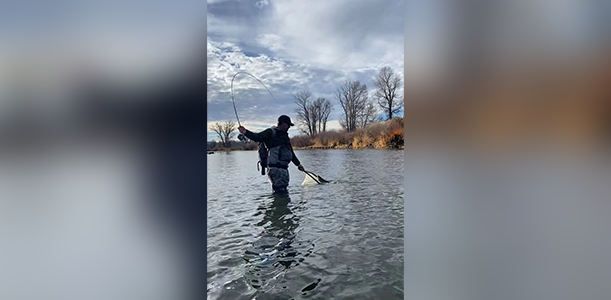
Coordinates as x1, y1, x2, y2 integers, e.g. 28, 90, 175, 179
230, 71, 277, 127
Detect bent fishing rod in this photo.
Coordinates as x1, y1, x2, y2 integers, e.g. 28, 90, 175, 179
230, 71, 277, 128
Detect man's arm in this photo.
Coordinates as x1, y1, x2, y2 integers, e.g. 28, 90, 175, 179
289, 143, 304, 171
242, 127, 272, 143
291, 149, 301, 166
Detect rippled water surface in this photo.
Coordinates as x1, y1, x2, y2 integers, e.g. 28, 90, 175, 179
207, 149, 404, 300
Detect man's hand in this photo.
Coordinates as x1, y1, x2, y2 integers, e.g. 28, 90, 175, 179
298, 165, 305, 172
238, 126, 246, 134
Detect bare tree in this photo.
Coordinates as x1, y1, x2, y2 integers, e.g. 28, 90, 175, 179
310, 100, 319, 136
360, 99, 378, 127
310, 97, 332, 134
294, 91, 314, 136
320, 98, 332, 132
374, 66, 403, 120
210, 123, 224, 145
222, 121, 237, 146
294, 92, 333, 136
336, 80, 368, 132
210, 120, 237, 147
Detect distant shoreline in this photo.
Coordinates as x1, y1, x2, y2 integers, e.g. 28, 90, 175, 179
208, 117, 404, 153
293, 145, 404, 150
208, 146, 403, 153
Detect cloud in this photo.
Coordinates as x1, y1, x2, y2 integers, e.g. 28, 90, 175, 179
256, 34, 285, 52
259, 0, 404, 71
255, 0, 270, 9
207, 0, 403, 72
207, 38, 313, 126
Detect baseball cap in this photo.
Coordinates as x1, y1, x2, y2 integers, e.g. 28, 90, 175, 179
278, 115, 295, 126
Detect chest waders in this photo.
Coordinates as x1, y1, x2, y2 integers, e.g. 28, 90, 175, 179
257, 128, 293, 173
257, 129, 276, 175
256, 128, 293, 193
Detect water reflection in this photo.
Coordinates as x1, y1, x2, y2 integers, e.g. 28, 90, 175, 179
259, 192, 298, 239
243, 192, 309, 289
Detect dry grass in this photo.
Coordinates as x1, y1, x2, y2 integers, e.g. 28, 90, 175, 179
348, 117, 404, 149
210, 118, 404, 151
293, 117, 404, 150
290, 135, 314, 148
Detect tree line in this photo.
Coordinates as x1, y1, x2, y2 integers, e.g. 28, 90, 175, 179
210, 66, 403, 145
293, 91, 332, 136
295, 66, 403, 135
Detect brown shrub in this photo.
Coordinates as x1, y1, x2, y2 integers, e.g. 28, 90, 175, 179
290, 135, 314, 148
310, 130, 353, 148
362, 135, 375, 147
352, 136, 361, 148
374, 136, 389, 148
388, 117, 404, 134
353, 134, 375, 148
363, 123, 386, 138
387, 118, 404, 148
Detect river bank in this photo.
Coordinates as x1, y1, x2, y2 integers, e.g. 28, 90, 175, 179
208, 145, 404, 152
208, 117, 404, 152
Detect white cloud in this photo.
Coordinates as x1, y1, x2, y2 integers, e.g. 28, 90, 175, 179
257, 0, 404, 72
207, 38, 323, 131
256, 34, 285, 52
208, 0, 403, 73
255, 0, 270, 9
324, 120, 343, 131
207, 38, 313, 103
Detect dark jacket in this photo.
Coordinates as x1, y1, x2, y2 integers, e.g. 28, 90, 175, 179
244, 127, 301, 167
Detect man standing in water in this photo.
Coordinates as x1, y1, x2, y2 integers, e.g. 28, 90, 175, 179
238, 115, 305, 193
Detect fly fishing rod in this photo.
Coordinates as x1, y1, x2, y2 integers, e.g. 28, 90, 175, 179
230, 71, 277, 127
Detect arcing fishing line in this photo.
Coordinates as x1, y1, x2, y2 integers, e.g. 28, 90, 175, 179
230, 71, 277, 127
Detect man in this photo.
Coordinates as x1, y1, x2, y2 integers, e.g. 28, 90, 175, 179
238, 115, 305, 193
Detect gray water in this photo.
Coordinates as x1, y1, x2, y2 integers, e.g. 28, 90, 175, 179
207, 149, 404, 300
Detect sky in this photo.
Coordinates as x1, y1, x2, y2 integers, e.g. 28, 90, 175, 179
207, 0, 405, 141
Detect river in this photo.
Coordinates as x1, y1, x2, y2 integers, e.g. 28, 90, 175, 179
207, 149, 404, 300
